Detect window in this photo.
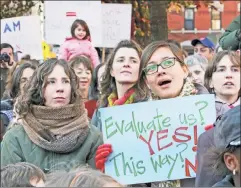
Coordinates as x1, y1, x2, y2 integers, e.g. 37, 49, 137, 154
184, 8, 194, 30
211, 8, 221, 30
238, 3, 240, 12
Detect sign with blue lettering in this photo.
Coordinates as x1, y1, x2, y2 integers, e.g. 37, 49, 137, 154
1, 16, 43, 59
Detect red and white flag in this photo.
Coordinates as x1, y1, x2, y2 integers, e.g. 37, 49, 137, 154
66, 12, 76, 17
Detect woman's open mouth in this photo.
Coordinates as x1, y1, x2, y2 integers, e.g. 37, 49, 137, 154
158, 79, 172, 88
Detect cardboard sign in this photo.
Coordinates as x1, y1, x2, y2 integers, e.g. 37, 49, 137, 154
100, 95, 216, 185
102, 4, 132, 48
1, 16, 43, 59
44, 1, 102, 47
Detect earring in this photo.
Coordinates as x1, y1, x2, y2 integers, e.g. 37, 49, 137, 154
233, 169, 236, 176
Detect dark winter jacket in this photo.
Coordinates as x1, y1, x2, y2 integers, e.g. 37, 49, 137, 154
0, 68, 9, 99
195, 99, 239, 187
219, 15, 240, 51
212, 175, 235, 187
0, 99, 14, 137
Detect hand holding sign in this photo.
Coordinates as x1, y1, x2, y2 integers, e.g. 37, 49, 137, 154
100, 95, 216, 185
95, 144, 112, 172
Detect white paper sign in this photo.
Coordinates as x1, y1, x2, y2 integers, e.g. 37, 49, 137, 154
44, 1, 102, 47
1, 16, 43, 60
102, 4, 132, 48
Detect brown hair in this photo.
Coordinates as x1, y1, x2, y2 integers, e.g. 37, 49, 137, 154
69, 55, 93, 75
204, 50, 240, 93
140, 40, 187, 79
207, 145, 240, 177
99, 40, 149, 107
71, 19, 91, 41
46, 165, 123, 187
1, 162, 45, 187
2, 61, 37, 100
15, 58, 80, 117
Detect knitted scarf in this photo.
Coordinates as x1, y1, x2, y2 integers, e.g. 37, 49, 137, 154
178, 78, 198, 97
21, 102, 90, 153
107, 89, 135, 107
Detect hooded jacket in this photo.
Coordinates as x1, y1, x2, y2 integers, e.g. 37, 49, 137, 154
58, 38, 100, 67
212, 175, 235, 187
219, 15, 240, 51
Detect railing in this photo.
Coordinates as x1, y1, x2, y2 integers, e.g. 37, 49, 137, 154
170, 28, 225, 34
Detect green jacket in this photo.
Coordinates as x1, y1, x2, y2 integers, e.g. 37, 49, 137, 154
1, 124, 103, 173
219, 15, 240, 50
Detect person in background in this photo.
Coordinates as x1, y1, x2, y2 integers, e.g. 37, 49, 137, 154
1, 62, 37, 134
69, 55, 96, 119
195, 50, 240, 187
1, 59, 103, 172
219, 15, 240, 51
59, 19, 100, 67
0, 43, 15, 99
184, 54, 208, 85
0, 43, 15, 68
45, 165, 123, 187
69, 55, 93, 101
1, 162, 46, 187
204, 50, 240, 108
2, 62, 37, 100
191, 37, 215, 62
210, 105, 240, 187
89, 63, 106, 101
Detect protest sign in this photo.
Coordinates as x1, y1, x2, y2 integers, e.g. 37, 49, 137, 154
100, 94, 216, 185
44, 1, 102, 47
1, 16, 43, 60
102, 4, 132, 48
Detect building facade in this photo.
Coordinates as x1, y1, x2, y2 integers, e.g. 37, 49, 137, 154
168, 1, 240, 47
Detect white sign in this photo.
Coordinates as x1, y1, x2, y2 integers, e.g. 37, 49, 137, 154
44, 1, 102, 47
1, 16, 43, 60
102, 4, 132, 48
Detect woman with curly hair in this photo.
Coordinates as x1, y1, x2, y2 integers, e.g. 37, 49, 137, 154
1, 58, 103, 172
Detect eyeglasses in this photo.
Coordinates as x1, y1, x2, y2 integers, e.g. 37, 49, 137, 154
143, 57, 176, 75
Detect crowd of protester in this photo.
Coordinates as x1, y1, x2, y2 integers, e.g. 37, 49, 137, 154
0, 15, 240, 187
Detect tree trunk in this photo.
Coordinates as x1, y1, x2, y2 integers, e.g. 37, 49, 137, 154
150, 1, 168, 41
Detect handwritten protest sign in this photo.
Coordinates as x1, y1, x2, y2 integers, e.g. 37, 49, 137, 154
1, 16, 43, 59
102, 4, 132, 48
100, 94, 216, 185
44, 1, 102, 47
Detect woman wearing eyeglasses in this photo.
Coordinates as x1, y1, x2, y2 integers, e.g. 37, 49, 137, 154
141, 41, 232, 187
136, 41, 209, 187
95, 41, 227, 187
141, 41, 209, 102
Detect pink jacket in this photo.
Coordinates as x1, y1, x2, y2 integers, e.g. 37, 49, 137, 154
58, 38, 100, 67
